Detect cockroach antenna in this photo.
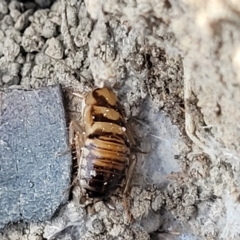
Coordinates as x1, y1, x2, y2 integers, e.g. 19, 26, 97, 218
105, 21, 117, 62
44, 52, 94, 89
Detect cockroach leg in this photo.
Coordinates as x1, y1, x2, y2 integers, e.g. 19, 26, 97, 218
69, 120, 84, 146
123, 153, 137, 222
69, 120, 85, 194
125, 122, 137, 147
72, 92, 85, 99
126, 121, 151, 154
123, 154, 137, 195
75, 132, 85, 196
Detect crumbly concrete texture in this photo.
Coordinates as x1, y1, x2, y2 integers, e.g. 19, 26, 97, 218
1, 0, 240, 239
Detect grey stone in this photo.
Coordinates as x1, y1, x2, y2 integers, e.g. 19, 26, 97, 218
0, 84, 72, 229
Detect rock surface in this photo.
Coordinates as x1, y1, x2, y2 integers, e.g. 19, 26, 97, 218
0, 0, 240, 239
0, 85, 71, 229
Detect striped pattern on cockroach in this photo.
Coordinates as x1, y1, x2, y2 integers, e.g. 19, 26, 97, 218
69, 87, 137, 210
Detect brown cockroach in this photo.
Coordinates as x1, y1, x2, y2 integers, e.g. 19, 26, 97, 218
43, 54, 137, 212
69, 87, 137, 215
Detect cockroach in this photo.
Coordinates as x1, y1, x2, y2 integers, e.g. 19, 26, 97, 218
69, 87, 137, 216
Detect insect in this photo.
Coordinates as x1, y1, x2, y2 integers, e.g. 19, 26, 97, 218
69, 87, 137, 215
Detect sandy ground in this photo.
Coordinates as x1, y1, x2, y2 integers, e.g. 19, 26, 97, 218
1, 0, 240, 239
